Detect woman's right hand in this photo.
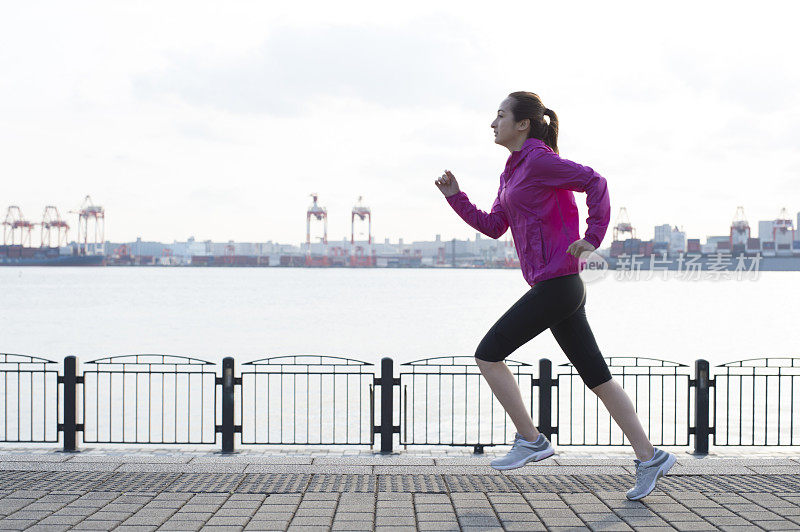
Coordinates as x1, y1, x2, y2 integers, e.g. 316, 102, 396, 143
434, 170, 461, 198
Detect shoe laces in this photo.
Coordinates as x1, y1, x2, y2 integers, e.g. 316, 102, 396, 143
511, 433, 542, 450
632, 457, 651, 481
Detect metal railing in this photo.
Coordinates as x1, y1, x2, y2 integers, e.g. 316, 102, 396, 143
0, 353, 59, 443
555, 357, 692, 446
240, 355, 374, 446
714, 358, 800, 446
399, 356, 534, 452
1, 353, 799, 454
82, 354, 217, 444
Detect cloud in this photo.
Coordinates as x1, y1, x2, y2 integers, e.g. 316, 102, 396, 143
133, 21, 498, 116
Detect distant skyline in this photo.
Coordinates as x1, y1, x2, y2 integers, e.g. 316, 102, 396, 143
1, 1, 798, 245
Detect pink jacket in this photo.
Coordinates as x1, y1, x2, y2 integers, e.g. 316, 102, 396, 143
446, 137, 611, 286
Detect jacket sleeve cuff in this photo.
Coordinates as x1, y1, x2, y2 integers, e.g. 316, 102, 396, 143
445, 191, 467, 205
584, 233, 601, 249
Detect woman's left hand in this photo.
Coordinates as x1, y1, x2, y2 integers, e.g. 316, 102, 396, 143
566, 238, 596, 258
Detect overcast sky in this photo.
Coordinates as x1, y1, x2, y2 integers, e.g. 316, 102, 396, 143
1, 1, 798, 246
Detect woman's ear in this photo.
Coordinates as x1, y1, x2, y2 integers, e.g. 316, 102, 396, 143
517, 118, 530, 132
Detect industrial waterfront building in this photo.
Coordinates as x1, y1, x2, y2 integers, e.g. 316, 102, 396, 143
3, 196, 800, 269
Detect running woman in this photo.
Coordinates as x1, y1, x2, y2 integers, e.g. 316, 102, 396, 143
434, 91, 676, 500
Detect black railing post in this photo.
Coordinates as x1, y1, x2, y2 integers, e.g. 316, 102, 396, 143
221, 357, 235, 453
537, 358, 555, 440
380, 357, 394, 453
62, 356, 78, 452
692, 359, 711, 455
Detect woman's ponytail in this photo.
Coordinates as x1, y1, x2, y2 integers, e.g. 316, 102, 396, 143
508, 91, 559, 155
542, 108, 559, 155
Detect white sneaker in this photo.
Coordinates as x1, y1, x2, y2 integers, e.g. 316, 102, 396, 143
490, 433, 555, 470
626, 448, 677, 500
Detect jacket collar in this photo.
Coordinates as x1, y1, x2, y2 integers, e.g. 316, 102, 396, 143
506, 137, 550, 173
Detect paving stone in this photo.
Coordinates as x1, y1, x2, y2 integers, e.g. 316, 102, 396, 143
493, 503, 534, 513
539, 516, 586, 526
647, 503, 693, 513
415, 494, 450, 503
254, 504, 297, 513
618, 515, 671, 526
376, 507, 414, 517
203, 516, 251, 526
252, 510, 294, 521
672, 523, 719, 531
5, 510, 52, 520
415, 504, 456, 513
331, 513, 375, 521
300, 493, 339, 500
705, 515, 754, 526
542, 517, 586, 530
502, 523, 548, 532
157, 521, 205, 530
336, 504, 374, 513
39, 515, 86, 526
374, 516, 416, 526
71, 521, 122, 530
22, 502, 67, 512
170, 512, 215, 520
117, 496, 156, 505
331, 523, 373, 531
657, 512, 706, 521
535, 507, 581, 518
295, 507, 336, 518
243, 521, 288, 531
51, 506, 97, 517
751, 520, 800, 530
693, 506, 737, 517
123, 515, 176, 526
0, 520, 40, 530
25, 525, 73, 532
214, 508, 257, 518
416, 511, 457, 521
738, 510, 787, 520
571, 503, 612, 513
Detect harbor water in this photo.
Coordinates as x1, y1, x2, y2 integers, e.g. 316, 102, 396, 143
1, 268, 798, 447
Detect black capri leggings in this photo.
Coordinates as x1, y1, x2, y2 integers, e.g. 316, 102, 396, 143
475, 273, 612, 389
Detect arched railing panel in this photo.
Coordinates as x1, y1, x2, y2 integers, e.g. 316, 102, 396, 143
82, 353, 217, 444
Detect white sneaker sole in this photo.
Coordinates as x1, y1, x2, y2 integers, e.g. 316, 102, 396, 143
626, 453, 677, 501
490, 447, 555, 471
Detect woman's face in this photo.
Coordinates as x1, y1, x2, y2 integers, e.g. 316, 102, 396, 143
491, 97, 529, 149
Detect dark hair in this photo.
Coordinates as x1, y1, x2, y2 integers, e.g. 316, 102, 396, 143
507, 91, 559, 154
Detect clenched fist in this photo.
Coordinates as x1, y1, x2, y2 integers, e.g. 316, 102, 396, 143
566, 238, 596, 258
434, 170, 461, 198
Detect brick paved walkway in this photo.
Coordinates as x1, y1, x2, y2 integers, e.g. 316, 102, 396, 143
1, 449, 800, 531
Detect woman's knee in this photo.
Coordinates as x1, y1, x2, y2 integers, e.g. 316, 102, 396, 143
474, 328, 508, 363
589, 375, 615, 397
